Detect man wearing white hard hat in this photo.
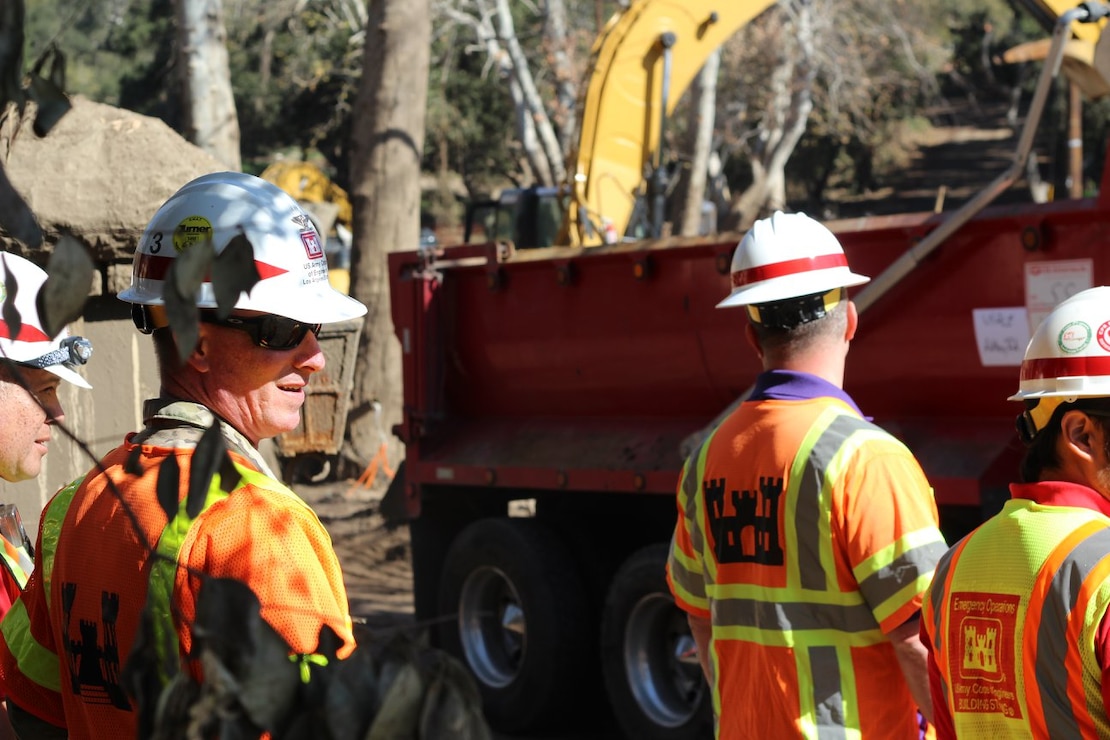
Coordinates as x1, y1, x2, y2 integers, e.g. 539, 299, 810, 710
0, 252, 92, 740
0, 172, 367, 739
922, 285, 1110, 738
666, 211, 946, 738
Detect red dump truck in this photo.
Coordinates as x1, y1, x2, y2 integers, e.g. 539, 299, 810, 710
385, 4, 1110, 740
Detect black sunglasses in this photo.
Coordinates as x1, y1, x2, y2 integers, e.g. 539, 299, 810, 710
199, 311, 321, 351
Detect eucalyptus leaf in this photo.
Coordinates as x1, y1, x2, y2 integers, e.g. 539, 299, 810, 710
163, 236, 214, 361
170, 236, 215, 300
0, 0, 25, 111
0, 164, 42, 249
164, 283, 199, 364
1, 253, 22, 342
194, 578, 300, 732
323, 646, 379, 740
418, 654, 490, 740
37, 234, 92, 338
212, 234, 260, 319
187, 424, 226, 520
155, 453, 181, 524
27, 73, 71, 139
366, 661, 424, 740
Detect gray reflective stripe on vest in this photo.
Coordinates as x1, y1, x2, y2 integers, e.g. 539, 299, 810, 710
858, 538, 949, 609
926, 545, 959, 704
1036, 528, 1110, 737
811, 645, 847, 740
713, 598, 881, 635
792, 412, 872, 592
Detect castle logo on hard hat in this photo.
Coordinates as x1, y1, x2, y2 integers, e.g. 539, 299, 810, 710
1058, 321, 1092, 354
173, 216, 213, 253
301, 230, 323, 260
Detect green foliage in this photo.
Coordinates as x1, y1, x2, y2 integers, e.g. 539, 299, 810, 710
424, 47, 519, 198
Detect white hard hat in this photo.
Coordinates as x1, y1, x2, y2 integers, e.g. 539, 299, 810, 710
716, 211, 870, 309
1010, 286, 1110, 401
0, 254, 92, 389
119, 171, 367, 324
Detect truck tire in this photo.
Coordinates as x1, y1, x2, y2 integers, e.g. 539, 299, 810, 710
601, 544, 713, 740
437, 517, 593, 733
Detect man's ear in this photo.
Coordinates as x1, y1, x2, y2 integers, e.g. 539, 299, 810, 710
845, 300, 858, 342
1060, 409, 1098, 460
186, 327, 212, 373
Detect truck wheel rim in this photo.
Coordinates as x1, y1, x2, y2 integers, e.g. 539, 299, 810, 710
458, 566, 525, 689
623, 592, 704, 728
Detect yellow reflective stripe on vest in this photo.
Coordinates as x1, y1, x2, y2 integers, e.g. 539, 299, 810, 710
0, 597, 60, 692
669, 433, 717, 610
0, 540, 29, 590
147, 461, 240, 683
40, 478, 83, 611
0, 478, 84, 693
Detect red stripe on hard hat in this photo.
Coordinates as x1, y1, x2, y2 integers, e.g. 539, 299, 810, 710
731, 253, 849, 288
1021, 356, 1110, 381
135, 254, 289, 280
0, 323, 51, 342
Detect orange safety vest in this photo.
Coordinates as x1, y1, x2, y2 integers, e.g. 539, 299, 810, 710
0, 422, 353, 738
923, 491, 1110, 738
668, 391, 946, 739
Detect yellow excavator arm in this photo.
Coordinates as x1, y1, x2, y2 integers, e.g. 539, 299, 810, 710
563, 0, 779, 246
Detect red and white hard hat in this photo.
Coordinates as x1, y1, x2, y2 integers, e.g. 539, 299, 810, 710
118, 171, 366, 324
0, 254, 92, 389
1010, 286, 1110, 401
716, 211, 870, 309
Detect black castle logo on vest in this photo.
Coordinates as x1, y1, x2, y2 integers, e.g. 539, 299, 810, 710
60, 582, 131, 710
705, 476, 784, 565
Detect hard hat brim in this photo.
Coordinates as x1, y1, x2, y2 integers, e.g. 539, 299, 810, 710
42, 363, 92, 389
716, 268, 870, 309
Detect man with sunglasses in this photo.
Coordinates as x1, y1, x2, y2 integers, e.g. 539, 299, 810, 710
0, 172, 367, 739
922, 285, 1110, 738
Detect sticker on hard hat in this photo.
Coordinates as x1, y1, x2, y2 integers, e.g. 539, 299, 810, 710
173, 216, 214, 253
1098, 322, 1110, 353
300, 230, 323, 260
1058, 321, 1092, 354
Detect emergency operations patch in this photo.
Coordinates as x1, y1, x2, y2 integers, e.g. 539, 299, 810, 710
946, 592, 1022, 720
1058, 321, 1092, 354
173, 215, 213, 253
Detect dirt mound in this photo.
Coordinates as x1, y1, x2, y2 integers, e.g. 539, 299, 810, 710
1, 95, 225, 264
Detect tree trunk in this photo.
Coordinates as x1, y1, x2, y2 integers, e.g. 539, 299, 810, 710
344, 0, 430, 472
674, 48, 720, 237
494, 0, 566, 186
175, 0, 241, 170
544, 0, 577, 156
726, 1, 814, 229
